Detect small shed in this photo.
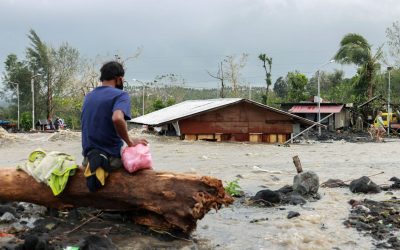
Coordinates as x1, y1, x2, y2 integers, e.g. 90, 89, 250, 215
280, 102, 352, 131
130, 98, 318, 143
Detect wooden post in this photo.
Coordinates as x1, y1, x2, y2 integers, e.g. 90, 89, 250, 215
292, 155, 303, 173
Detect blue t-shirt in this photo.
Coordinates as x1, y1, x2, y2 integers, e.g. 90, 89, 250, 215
81, 86, 131, 157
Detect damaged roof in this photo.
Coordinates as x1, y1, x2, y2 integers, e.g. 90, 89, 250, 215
289, 105, 344, 113
130, 98, 319, 126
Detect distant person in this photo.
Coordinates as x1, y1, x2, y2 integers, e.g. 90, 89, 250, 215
54, 117, 60, 130
47, 118, 54, 130
81, 61, 147, 171
375, 111, 386, 142
59, 118, 65, 129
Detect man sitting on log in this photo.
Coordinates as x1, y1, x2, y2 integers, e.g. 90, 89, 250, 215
81, 61, 147, 191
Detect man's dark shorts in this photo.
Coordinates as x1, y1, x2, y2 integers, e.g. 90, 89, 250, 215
82, 156, 123, 171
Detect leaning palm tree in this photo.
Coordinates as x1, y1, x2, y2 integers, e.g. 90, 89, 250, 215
334, 33, 382, 100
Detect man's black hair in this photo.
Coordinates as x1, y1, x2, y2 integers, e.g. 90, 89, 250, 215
99, 61, 125, 82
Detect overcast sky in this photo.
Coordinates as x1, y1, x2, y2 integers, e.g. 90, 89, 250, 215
0, 0, 399, 89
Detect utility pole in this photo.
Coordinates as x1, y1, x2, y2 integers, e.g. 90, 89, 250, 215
31, 73, 41, 131
248, 83, 252, 100
16, 82, 19, 131
387, 66, 393, 136
142, 84, 145, 116
317, 69, 321, 136
316, 59, 335, 136
220, 62, 224, 98
31, 77, 35, 131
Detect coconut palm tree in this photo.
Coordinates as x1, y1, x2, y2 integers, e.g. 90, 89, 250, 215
334, 33, 382, 100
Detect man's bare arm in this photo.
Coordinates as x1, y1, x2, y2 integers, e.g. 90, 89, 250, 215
112, 110, 147, 147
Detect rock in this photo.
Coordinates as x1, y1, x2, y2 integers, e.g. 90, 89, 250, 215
293, 171, 319, 195
0, 212, 17, 223
79, 235, 117, 250
320, 179, 348, 188
277, 185, 293, 194
287, 211, 300, 219
389, 177, 400, 189
390, 177, 400, 182
349, 176, 381, 194
312, 193, 321, 200
355, 221, 372, 231
0, 205, 17, 217
251, 189, 282, 204
289, 194, 307, 205
18, 235, 50, 250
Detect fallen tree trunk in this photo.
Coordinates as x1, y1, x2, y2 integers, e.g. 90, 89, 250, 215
0, 168, 233, 234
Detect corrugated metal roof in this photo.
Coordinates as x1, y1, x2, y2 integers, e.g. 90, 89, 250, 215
131, 98, 242, 126
289, 105, 344, 114
130, 98, 318, 126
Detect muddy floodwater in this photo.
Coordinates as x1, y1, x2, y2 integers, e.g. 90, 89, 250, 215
1, 131, 400, 249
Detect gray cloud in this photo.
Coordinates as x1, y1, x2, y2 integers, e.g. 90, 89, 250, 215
0, 0, 399, 88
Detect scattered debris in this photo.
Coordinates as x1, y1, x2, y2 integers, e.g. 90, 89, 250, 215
320, 179, 348, 188
0, 202, 191, 249
310, 131, 373, 143
349, 176, 381, 194
0, 212, 17, 223
344, 198, 400, 248
78, 235, 117, 250
0, 127, 19, 146
252, 166, 282, 174
48, 130, 81, 142
249, 218, 269, 223
287, 211, 300, 219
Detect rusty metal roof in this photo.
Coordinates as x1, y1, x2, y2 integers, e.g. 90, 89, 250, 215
289, 105, 344, 113
130, 98, 318, 126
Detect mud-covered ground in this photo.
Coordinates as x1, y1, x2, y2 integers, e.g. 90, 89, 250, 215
1, 130, 400, 249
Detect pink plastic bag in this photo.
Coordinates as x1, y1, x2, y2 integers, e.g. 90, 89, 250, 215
122, 144, 153, 173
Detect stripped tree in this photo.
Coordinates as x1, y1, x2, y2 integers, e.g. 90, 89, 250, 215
207, 61, 225, 98
258, 54, 272, 105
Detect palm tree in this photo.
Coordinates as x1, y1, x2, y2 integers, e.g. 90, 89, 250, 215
334, 33, 382, 100
258, 54, 272, 105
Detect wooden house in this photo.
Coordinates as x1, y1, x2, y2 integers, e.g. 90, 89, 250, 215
130, 98, 318, 143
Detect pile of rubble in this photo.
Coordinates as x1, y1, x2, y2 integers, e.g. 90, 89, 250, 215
0, 127, 19, 147
47, 130, 81, 142
338, 176, 400, 248
0, 202, 123, 249
344, 198, 400, 249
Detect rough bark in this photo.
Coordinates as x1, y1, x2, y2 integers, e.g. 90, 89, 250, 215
0, 168, 233, 234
